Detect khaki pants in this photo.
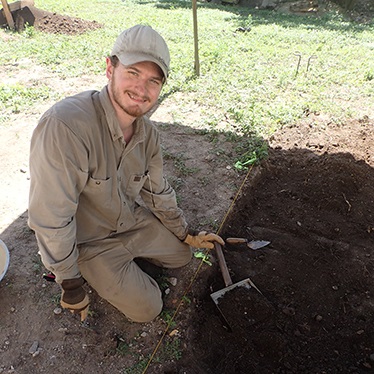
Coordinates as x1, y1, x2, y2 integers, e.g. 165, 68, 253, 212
78, 206, 191, 322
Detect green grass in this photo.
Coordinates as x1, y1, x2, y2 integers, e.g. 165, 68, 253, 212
0, 83, 53, 123
1, 0, 373, 164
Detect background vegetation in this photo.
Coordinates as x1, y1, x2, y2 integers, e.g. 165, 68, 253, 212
1, 0, 373, 164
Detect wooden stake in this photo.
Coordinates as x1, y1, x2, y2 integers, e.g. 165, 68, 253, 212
192, 0, 200, 76
1, 0, 15, 30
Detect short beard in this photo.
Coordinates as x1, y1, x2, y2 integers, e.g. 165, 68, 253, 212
111, 72, 148, 118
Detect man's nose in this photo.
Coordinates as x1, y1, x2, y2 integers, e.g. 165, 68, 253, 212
134, 78, 148, 94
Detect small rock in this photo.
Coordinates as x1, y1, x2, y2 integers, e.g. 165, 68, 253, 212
140, 332, 148, 338
32, 350, 41, 357
58, 328, 68, 333
10, 307, 15, 313
164, 288, 170, 295
168, 277, 177, 287
282, 306, 295, 316
332, 285, 338, 290
29, 341, 39, 355
315, 315, 323, 322
53, 307, 62, 315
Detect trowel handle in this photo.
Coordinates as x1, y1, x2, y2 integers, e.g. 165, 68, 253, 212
226, 237, 247, 244
214, 242, 233, 287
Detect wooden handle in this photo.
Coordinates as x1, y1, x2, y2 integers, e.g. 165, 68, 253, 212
226, 237, 247, 244
1, 0, 14, 29
214, 242, 232, 287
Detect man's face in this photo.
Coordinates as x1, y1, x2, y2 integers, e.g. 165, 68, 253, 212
106, 58, 164, 119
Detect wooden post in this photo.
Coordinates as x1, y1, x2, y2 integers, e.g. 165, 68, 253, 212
192, 0, 200, 76
1, 0, 15, 29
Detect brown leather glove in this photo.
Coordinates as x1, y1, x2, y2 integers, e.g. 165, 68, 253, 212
184, 231, 225, 249
60, 277, 89, 322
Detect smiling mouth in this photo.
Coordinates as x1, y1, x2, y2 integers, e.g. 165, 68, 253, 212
128, 92, 147, 103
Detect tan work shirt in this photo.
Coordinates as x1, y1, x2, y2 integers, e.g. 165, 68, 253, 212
28, 86, 188, 282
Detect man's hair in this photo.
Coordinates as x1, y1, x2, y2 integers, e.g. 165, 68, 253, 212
109, 55, 120, 67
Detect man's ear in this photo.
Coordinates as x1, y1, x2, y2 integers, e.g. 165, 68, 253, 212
106, 56, 113, 80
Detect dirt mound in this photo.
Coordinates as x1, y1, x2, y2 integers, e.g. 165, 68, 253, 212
10, 6, 102, 34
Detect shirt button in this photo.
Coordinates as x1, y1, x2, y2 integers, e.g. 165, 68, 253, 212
120, 223, 123, 226
96, 181, 101, 185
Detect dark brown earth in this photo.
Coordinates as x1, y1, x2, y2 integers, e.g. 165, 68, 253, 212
177, 118, 374, 374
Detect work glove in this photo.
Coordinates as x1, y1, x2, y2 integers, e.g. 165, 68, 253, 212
60, 277, 89, 322
184, 231, 225, 249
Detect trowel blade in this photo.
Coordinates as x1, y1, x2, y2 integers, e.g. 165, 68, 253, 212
247, 240, 271, 250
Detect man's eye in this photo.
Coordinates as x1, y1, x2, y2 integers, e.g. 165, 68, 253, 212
150, 79, 161, 86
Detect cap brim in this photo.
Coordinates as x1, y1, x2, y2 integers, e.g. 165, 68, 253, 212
117, 53, 168, 81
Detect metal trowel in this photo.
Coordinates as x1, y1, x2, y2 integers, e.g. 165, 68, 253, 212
226, 237, 271, 250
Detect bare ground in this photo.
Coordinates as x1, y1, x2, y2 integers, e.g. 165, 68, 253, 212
1, 3, 374, 374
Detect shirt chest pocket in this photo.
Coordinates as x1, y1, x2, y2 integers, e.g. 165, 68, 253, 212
83, 176, 116, 209
124, 173, 148, 200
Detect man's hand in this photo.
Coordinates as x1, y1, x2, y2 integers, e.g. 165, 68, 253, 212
60, 277, 89, 322
184, 231, 225, 249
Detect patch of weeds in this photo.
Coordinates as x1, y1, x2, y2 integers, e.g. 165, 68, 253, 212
163, 151, 199, 176
364, 70, 374, 81
0, 84, 51, 114
122, 358, 149, 374
198, 175, 210, 187
166, 176, 184, 192
154, 272, 170, 292
159, 309, 177, 329
234, 140, 268, 171
181, 295, 191, 305
51, 293, 61, 305
21, 24, 36, 38
116, 340, 130, 356
158, 337, 183, 361
197, 217, 220, 232
32, 255, 43, 275
174, 155, 199, 177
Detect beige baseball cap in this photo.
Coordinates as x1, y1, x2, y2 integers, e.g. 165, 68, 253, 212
111, 25, 170, 80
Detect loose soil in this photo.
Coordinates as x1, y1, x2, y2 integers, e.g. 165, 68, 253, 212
0, 2, 373, 374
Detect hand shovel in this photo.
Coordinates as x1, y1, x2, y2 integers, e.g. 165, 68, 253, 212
226, 237, 271, 250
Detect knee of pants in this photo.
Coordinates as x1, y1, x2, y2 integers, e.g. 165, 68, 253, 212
122, 298, 163, 323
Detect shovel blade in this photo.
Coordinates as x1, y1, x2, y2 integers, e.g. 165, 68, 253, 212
211, 278, 251, 304
210, 277, 263, 331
